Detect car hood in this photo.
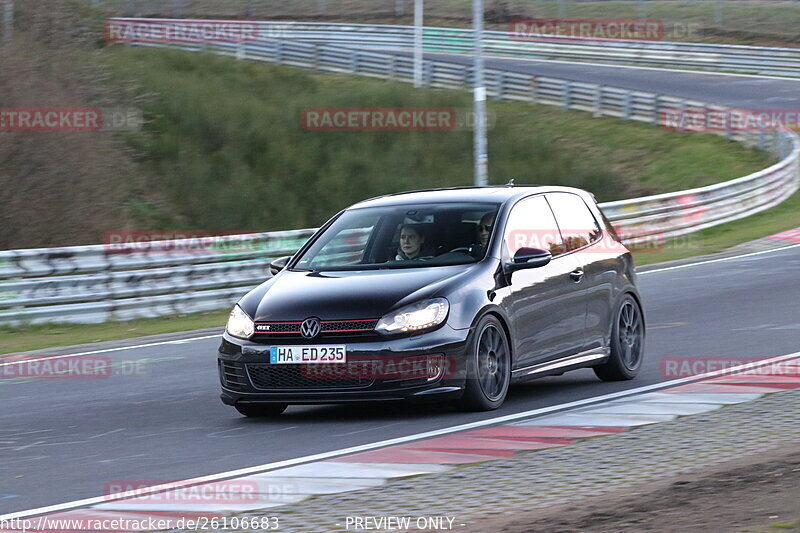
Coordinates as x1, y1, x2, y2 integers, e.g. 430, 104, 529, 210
239, 265, 472, 321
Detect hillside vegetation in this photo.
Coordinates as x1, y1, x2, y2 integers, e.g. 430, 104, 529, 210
104, 47, 774, 235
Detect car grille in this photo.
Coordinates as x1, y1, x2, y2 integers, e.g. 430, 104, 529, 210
245, 363, 374, 390
219, 360, 248, 391
252, 319, 379, 340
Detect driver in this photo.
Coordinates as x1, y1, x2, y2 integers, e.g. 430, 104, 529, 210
476, 212, 495, 248
395, 224, 435, 261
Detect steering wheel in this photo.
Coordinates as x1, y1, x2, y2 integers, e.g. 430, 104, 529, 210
448, 247, 472, 254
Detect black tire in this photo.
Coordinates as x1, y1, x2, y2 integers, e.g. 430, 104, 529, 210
594, 294, 645, 381
458, 315, 511, 411
235, 403, 288, 417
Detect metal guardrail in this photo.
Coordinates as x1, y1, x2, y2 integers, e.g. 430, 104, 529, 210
108, 19, 800, 77
1, 21, 797, 326
0, 231, 315, 324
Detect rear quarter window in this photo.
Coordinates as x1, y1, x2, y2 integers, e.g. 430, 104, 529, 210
546, 193, 603, 252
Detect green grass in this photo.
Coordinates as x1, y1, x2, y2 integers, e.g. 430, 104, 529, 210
0, 309, 228, 355
770, 517, 800, 529
104, 47, 773, 232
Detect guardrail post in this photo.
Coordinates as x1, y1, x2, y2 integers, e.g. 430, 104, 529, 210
623, 91, 633, 120
312, 44, 320, 70
423, 60, 433, 87
562, 81, 572, 110
530, 75, 538, 105
594, 86, 604, 117
757, 131, 766, 151
495, 72, 505, 100
236, 41, 246, 60
351, 51, 359, 74
389, 55, 397, 81
651, 95, 660, 125
275, 40, 283, 65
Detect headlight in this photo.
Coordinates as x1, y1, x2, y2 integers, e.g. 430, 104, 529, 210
226, 304, 254, 339
375, 298, 449, 335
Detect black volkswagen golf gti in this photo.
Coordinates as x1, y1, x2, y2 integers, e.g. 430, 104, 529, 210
218, 186, 645, 416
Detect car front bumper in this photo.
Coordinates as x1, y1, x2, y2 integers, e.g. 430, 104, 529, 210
217, 324, 471, 406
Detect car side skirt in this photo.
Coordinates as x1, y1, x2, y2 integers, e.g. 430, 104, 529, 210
511, 348, 609, 381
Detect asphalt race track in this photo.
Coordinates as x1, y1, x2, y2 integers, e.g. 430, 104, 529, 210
2, 242, 800, 515
2, 54, 800, 516
390, 52, 800, 109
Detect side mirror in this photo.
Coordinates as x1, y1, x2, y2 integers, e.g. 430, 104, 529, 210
269, 256, 291, 276
506, 247, 552, 272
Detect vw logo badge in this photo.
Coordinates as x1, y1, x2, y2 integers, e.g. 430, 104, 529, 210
300, 317, 321, 339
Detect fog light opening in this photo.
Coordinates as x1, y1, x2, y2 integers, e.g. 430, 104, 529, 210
427, 355, 444, 381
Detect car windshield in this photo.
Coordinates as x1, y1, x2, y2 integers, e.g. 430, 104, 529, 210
292, 202, 501, 271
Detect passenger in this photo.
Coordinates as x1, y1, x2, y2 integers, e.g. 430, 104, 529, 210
464, 211, 496, 257
395, 224, 435, 261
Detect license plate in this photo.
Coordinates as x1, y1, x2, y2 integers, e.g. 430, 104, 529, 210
269, 346, 347, 364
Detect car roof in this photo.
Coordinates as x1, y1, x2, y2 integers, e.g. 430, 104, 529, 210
350, 185, 593, 209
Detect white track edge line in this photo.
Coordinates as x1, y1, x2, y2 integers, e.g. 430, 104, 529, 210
639, 242, 800, 274
0, 335, 221, 368
2, 350, 798, 521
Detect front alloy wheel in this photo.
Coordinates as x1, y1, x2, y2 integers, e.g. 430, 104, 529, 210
459, 315, 511, 411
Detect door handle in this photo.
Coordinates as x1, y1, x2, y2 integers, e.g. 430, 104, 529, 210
570, 269, 584, 282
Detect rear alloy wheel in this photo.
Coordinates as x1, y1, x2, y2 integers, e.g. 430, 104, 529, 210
459, 315, 511, 411
235, 403, 288, 417
594, 294, 645, 381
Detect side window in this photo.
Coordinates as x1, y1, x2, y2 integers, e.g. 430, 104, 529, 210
546, 193, 602, 252
503, 195, 565, 257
